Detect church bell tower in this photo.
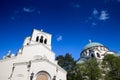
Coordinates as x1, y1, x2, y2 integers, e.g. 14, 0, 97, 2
23, 29, 52, 50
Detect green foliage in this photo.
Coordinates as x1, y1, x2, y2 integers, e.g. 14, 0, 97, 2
56, 53, 102, 80
56, 53, 76, 80
56, 55, 65, 68
56, 53, 120, 80
75, 63, 88, 80
102, 54, 120, 80
76, 58, 102, 80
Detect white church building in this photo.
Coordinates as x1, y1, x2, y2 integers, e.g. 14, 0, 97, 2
0, 29, 67, 80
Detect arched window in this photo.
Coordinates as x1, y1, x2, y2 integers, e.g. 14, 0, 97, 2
36, 36, 39, 42
36, 71, 51, 80
91, 54, 94, 57
40, 36, 43, 43
44, 39, 47, 44
97, 53, 100, 58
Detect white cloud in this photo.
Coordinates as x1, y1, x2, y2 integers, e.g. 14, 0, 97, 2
37, 11, 40, 14
92, 22, 97, 26
11, 17, 15, 20
23, 7, 35, 13
86, 8, 110, 26
92, 8, 109, 21
104, 0, 110, 3
14, 11, 19, 14
117, 0, 120, 2
73, 4, 80, 8
57, 36, 62, 41
105, 0, 120, 3
72, 3, 80, 8
99, 11, 109, 21
93, 8, 99, 16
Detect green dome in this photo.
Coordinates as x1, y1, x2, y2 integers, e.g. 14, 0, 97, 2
83, 42, 104, 50
77, 58, 86, 64
114, 54, 120, 57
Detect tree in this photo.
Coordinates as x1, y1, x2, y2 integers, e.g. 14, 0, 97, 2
56, 55, 65, 68
56, 53, 76, 80
76, 58, 102, 80
102, 54, 120, 80
56, 54, 102, 80
87, 58, 102, 80
75, 63, 88, 80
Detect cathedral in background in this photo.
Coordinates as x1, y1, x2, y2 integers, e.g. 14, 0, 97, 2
77, 40, 117, 64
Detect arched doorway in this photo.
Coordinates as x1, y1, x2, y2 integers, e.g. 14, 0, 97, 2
36, 72, 50, 80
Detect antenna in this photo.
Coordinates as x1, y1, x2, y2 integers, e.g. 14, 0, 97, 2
89, 39, 92, 43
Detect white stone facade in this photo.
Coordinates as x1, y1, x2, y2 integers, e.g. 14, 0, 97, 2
0, 29, 67, 80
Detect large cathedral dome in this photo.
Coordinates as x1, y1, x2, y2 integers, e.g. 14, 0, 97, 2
77, 41, 115, 64
80, 41, 110, 60
83, 42, 104, 50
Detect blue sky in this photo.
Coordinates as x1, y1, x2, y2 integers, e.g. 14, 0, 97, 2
0, 0, 120, 60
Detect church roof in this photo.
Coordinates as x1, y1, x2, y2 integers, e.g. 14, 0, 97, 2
83, 42, 104, 50
76, 58, 87, 64
114, 53, 120, 57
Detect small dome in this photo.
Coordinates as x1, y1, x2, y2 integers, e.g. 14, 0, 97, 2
114, 53, 120, 57
83, 42, 104, 50
77, 58, 86, 64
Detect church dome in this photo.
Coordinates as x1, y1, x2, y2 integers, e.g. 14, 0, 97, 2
83, 42, 104, 50
76, 58, 87, 64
